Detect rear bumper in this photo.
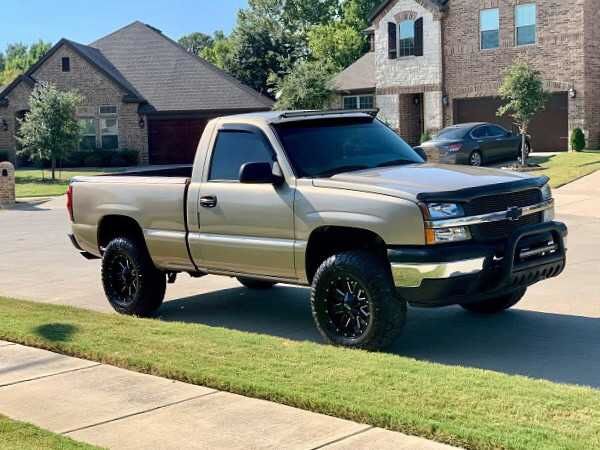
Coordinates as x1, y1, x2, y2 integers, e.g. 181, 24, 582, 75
68, 233, 101, 260
388, 221, 567, 307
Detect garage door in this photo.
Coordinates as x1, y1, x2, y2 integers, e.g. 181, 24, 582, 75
148, 118, 208, 165
454, 93, 568, 152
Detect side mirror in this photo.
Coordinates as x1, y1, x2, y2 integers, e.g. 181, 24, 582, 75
414, 147, 428, 162
239, 161, 283, 184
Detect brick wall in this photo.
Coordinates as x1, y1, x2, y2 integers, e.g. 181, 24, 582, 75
0, 44, 148, 165
443, 0, 587, 147
0, 161, 15, 207
583, 0, 600, 149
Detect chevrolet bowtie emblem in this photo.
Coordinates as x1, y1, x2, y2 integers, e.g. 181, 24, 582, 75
506, 206, 523, 222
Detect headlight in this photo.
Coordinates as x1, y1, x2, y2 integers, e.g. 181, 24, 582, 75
426, 203, 465, 219
422, 203, 471, 244
541, 183, 552, 201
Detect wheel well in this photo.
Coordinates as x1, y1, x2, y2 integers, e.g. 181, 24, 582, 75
97, 215, 145, 252
305, 227, 386, 283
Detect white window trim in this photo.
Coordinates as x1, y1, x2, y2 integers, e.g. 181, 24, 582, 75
397, 19, 416, 58
515, 3, 537, 47
100, 117, 119, 150
343, 95, 375, 110
480, 8, 500, 51
78, 117, 97, 150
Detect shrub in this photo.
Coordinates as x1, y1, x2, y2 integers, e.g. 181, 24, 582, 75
0, 150, 10, 162
420, 131, 432, 144
64, 149, 139, 168
571, 128, 586, 152
83, 153, 105, 167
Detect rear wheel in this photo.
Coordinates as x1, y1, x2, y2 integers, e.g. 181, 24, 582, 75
102, 237, 166, 317
461, 288, 527, 314
469, 151, 483, 167
311, 251, 406, 350
237, 277, 277, 289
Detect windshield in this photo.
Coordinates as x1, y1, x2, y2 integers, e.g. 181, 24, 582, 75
435, 126, 469, 140
273, 118, 423, 178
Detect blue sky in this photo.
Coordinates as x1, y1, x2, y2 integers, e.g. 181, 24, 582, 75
0, 0, 248, 52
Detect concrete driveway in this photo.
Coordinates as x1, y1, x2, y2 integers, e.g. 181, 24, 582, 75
1, 172, 599, 388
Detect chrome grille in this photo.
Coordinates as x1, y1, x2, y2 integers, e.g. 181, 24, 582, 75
465, 189, 543, 241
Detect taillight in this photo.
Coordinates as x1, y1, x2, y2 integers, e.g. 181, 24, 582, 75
444, 143, 463, 153
66, 184, 74, 222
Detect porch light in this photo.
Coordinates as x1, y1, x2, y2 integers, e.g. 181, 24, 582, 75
138, 115, 145, 129
1, 118, 7, 131
568, 88, 577, 99
442, 95, 449, 107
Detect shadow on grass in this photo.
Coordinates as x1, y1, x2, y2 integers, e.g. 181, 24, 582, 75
34, 323, 79, 342
157, 286, 600, 388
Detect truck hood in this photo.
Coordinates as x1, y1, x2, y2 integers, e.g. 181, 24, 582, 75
312, 163, 538, 202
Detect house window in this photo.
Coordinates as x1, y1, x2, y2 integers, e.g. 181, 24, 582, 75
62, 57, 70, 72
343, 95, 375, 110
480, 8, 499, 50
100, 117, 119, 149
79, 118, 96, 150
398, 20, 415, 57
99, 105, 118, 115
516, 3, 536, 46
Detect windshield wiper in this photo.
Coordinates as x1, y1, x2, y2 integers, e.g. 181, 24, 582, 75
315, 165, 369, 178
375, 159, 416, 168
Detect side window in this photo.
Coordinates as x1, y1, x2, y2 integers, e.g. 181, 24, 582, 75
471, 126, 488, 139
487, 125, 506, 137
209, 130, 273, 181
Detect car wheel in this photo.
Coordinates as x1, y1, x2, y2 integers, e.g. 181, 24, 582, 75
461, 288, 527, 314
469, 151, 483, 167
102, 237, 166, 317
311, 250, 406, 350
237, 277, 277, 289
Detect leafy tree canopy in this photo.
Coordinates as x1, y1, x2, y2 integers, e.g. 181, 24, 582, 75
275, 60, 337, 110
178, 32, 214, 56
17, 82, 82, 179
0, 40, 52, 85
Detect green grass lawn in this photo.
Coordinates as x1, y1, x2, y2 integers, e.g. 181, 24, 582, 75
0, 414, 101, 450
1, 298, 599, 450
15, 168, 123, 198
529, 151, 600, 188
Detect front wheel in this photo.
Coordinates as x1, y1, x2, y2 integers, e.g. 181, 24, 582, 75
461, 288, 527, 314
311, 251, 406, 350
102, 237, 166, 317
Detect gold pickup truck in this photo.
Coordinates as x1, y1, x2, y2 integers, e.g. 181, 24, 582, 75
68, 110, 567, 350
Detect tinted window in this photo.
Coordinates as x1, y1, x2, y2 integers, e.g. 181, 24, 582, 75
480, 9, 499, 50
487, 125, 507, 137
436, 127, 469, 140
274, 118, 422, 178
209, 131, 273, 181
516, 4, 536, 46
62, 57, 70, 72
471, 126, 488, 139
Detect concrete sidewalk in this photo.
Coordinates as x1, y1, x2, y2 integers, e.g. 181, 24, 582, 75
0, 341, 457, 450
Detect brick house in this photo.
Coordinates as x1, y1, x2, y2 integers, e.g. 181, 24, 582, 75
0, 22, 273, 165
333, 0, 600, 151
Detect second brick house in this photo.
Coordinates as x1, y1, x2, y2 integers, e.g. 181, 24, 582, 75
0, 21, 273, 166
333, 0, 600, 151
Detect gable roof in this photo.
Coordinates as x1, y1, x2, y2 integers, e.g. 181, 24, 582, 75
368, 0, 448, 23
332, 52, 375, 93
0, 39, 144, 103
91, 21, 273, 113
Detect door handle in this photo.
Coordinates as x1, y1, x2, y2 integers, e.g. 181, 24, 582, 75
200, 195, 217, 208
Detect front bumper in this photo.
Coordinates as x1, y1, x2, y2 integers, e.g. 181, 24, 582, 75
389, 221, 567, 307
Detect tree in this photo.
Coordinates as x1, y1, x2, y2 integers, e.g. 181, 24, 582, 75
308, 22, 366, 70
178, 32, 214, 56
274, 60, 335, 110
0, 40, 52, 85
17, 83, 82, 180
498, 62, 547, 166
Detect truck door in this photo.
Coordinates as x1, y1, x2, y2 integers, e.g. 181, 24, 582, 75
191, 124, 296, 279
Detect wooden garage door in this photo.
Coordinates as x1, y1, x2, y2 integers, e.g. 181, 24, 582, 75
455, 93, 568, 152
148, 118, 208, 165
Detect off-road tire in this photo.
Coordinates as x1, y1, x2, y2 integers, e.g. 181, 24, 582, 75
237, 277, 277, 289
102, 237, 166, 317
311, 250, 407, 350
461, 288, 527, 314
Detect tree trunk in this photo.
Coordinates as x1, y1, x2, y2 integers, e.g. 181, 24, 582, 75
51, 157, 56, 181
520, 125, 528, 168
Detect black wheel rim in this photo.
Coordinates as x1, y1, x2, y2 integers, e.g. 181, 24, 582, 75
108, 254, 141, 306
326, 276, 372, 339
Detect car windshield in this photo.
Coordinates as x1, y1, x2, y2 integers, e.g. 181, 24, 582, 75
435, 127, 469, 140
273, 118, 423, 178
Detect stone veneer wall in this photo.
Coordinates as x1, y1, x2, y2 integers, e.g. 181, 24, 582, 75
0, 45, 148, 164
443, 0, 588, 149
373, 0, 444, 133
